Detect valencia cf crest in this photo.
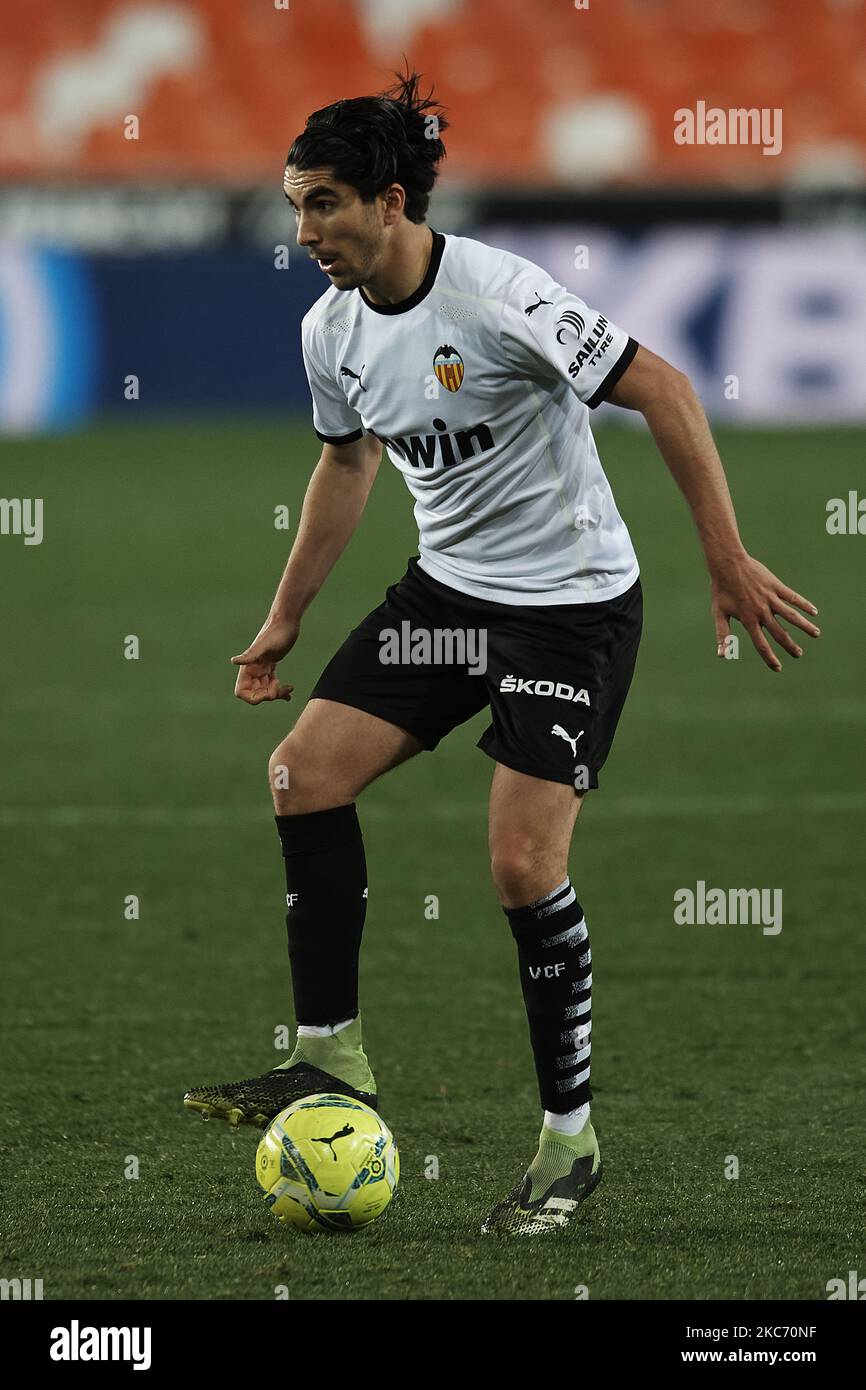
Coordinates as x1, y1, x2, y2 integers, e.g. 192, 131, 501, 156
433, 344, 464, 392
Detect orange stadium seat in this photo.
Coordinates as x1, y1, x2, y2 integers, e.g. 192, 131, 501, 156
0, 0, 863, 186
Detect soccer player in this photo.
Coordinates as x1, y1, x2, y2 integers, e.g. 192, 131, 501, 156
184, 71, 820, 1234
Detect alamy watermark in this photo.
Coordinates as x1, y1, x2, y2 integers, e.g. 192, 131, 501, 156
674, 881, 782, 935
826, 491, 865, 534
49, 1322, 151, 1369
0, 498, 43, 544
1, 1276, 43, 1299
674, 102, 782, 157
827, 1270, 866, 1299
379, 622, 487, 675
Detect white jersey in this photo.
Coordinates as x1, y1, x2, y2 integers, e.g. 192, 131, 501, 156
300, 229, 640, 605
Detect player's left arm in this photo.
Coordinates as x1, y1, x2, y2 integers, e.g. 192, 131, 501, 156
606, 344, 821, 672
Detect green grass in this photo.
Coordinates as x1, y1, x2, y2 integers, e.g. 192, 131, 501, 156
1, 419, 863, 1300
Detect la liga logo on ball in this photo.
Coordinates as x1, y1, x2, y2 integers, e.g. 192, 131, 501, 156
256, 1093, 399, 1233
433, 344, 464, 392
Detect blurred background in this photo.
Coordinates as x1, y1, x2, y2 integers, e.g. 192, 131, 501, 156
1, 0, 865, 430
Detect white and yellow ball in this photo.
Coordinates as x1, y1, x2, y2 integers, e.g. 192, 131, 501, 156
256, 1093, 399, 1233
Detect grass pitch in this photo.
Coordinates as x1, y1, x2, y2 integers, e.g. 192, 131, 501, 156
1, 419, 863, 1300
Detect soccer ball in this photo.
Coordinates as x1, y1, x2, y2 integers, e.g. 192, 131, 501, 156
256, 1093, 399, 1233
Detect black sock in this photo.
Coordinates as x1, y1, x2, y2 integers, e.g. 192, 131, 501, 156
504, 878, 592, 1113
275, 804, 367, 1027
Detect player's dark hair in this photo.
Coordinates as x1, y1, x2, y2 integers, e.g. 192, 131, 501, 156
286, 63, 448, 224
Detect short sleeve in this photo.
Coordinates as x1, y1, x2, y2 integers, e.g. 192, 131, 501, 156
301, 319, 365, 444
500, 266, 638, 408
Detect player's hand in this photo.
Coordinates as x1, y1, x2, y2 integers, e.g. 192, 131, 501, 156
231, 616, 300, 704
710, 553, 820, 672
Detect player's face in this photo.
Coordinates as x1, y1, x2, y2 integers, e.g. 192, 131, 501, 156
284, 165, 386, 290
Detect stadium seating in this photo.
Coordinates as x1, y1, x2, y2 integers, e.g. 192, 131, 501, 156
0, 0, 863, 185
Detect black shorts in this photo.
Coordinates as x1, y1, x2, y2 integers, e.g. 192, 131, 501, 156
309, 557, 643, 790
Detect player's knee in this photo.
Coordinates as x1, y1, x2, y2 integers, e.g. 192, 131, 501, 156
271, 728, 353, 811
268, 739, 293, 811
490, 838, 548, 905
268, 735, 332, 814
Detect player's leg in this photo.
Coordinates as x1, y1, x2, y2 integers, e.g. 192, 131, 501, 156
268, 695, 422, 816
267, 698, 423, 1104
183, 699, 422, 1127
482, 767, 600, 1234
487, 763, 584, 909
261, 560, 488, 1120
478, 578, 643, 1233
184, 555, 487, 1129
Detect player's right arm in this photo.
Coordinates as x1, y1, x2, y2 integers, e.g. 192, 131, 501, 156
231, 433, 382, 705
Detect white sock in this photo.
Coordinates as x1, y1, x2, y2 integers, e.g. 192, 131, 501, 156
297, 1017, 354, 1039
544, 1103, 590, 1136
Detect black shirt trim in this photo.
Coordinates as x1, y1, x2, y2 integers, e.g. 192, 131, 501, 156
315, 427, 364, 445
358, 229, 445, 315
586, 336, 639, 409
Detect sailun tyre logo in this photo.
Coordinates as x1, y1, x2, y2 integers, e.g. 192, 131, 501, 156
555, 310, 586, 345
433, 344, 464, 392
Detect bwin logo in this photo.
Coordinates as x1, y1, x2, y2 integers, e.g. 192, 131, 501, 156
500, 675, 590, 704
380, 417, 495, 471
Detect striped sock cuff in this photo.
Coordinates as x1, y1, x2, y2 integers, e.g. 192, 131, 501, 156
504, 878, 584, 936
